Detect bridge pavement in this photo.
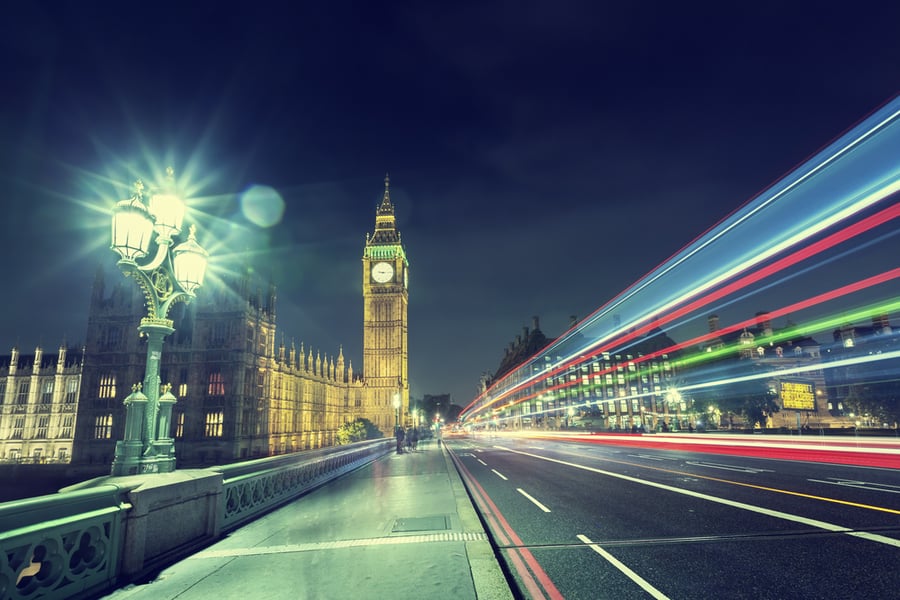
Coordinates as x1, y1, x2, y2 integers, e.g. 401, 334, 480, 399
101, 439, 513, 600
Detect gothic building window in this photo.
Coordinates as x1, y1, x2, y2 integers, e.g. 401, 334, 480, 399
99, 374, 116, 399
207, 371, 225, 396
36, 416, 49, 438
65, 380, 78, 404
258, 332, 267, 356
256, 369, 266, 400
204, 411, 223, 437
102, 326, 122, 350
178, 368, 189, 398
211, 322, 227, 347
60, 415, 74, 438
16, 382, 29, 405
94, 414, 113, 439
11, 417, 26, 439
244, 368, 255, 397
241, 408, 253, 436
174, 412, 184, 438
41, 381, 54, 405
0, 380, 6, 404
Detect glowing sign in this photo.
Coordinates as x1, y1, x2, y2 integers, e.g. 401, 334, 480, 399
781, 381, 815, 411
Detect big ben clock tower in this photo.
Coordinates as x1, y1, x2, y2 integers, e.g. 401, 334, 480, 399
363, 174, 409, 434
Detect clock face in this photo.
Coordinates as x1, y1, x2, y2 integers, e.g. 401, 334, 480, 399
372, 261, 394, 283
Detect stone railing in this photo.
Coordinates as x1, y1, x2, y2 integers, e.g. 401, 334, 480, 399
0, 484, 131, 600
214, 439, 391, 532
0, 439, 391, 599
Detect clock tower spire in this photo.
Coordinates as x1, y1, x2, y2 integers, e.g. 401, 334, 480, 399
371, 173, 401, 244
362, 173, 409, 435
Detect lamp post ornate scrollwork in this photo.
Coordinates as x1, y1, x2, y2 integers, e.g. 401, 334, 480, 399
109, 167, 208, 476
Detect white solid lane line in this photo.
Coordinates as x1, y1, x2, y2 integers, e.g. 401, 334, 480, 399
685, 460, 772, 473
577, 534, 671, 600
807, 478, 900, 494
517, 488, 551, 512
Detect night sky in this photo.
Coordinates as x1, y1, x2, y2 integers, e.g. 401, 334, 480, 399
1, 1, 898, 406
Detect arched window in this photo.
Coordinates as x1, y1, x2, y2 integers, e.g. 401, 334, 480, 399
207, 371, 225, 396
99, 374, 116, 399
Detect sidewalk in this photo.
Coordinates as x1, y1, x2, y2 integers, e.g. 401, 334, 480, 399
103, 439, 512, 600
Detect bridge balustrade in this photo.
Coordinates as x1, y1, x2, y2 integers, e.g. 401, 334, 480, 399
0, 485, 130, 600
0, 438, 391, 600
213, 439, 391, 532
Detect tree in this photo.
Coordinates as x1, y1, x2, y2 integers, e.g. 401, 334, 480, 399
844, 378, 900, 427
421, 393, 451, 423
689, 376, 779, 429
336, 417, 381, 444
735, 381, 780, 428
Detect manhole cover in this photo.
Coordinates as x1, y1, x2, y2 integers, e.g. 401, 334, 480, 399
392, 515, 450, 532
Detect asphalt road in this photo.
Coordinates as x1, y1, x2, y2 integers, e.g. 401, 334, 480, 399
445, 434, 900, 600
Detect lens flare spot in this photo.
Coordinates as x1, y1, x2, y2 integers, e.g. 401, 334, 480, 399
240, 185, 285, 228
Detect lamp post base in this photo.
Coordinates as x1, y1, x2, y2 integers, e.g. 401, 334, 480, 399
111, 440, 145, 476
137, 455, 176, 474
111, 439, 177, 476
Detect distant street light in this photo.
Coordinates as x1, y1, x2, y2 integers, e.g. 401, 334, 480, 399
666, 387, 682, 430
110, 168, 208, 476
393, 392, 402, 454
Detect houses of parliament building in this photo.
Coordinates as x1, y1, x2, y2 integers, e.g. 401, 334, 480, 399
0, 176, 409, 467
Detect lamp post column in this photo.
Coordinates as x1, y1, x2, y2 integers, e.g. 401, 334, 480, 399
139, 319, 175, 472
108, 169, 208, 476
141, 320, 173, 445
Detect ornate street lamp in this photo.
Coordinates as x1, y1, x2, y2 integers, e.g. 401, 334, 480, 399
110, 167, 208, 476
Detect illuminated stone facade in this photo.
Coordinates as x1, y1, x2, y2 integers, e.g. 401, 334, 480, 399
362, 174, 410, 434
481, 318, 680, 431
0, 346, 83, 463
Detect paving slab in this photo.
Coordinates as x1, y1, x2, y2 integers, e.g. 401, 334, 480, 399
102, 440, 512, 600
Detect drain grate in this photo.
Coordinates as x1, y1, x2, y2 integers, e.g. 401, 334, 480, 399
392, 515, 450, 533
